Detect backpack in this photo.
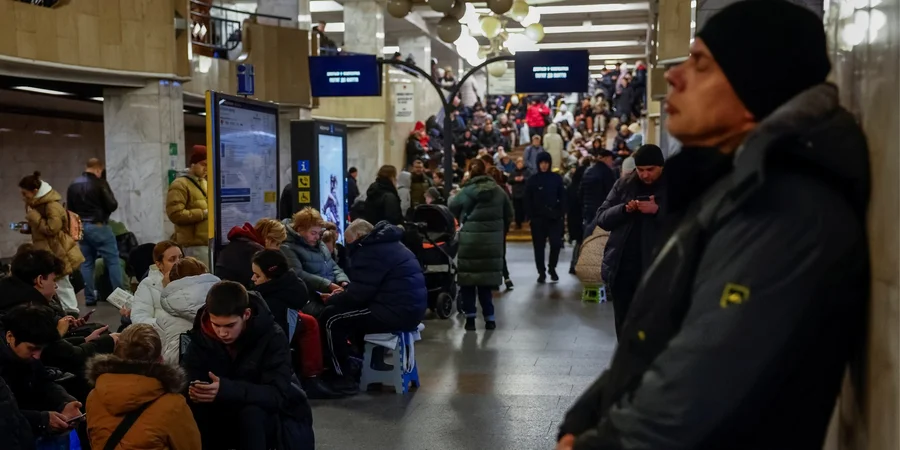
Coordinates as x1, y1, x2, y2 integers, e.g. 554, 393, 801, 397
65, 207, 83, 241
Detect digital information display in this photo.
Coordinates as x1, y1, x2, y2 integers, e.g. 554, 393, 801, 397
317, 133, 346, 243
514, 50, 590, 93
309, 54, 382, 97
211, 95, 279, 244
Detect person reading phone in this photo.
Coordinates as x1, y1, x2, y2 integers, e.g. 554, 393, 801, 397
596, 144, 666, 337
182, 281, 314, 450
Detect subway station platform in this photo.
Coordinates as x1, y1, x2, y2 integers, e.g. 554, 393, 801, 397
87, 242, 615, 450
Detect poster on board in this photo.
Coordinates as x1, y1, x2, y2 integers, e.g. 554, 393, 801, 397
488, 68, 516, 95
393, 83, 415, 123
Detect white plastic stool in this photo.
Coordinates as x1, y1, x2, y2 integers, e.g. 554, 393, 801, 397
360, 330, 421, 394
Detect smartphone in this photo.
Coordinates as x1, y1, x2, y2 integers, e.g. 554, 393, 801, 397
636, 195, 651, 202
66, 413, 86, 424
190, 380, 210, 386
82, 309, 97, 321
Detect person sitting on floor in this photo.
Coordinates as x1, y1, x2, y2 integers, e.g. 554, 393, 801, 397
251, 250, 342, 399
156, 257, 220, 364
281, 207, 349, 317
182, 281, 314, 450
85, 324, 201, 450
318, 219, 427, 391
215, 219, 287, 288
129, 240, 183, 326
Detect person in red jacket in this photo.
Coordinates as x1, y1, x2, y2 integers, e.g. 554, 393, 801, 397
526, 98, 550, 139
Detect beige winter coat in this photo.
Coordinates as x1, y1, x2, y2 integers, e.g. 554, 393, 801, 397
25, 187, 84, 276
543, 124, 565, 170
166, 175, 209, 247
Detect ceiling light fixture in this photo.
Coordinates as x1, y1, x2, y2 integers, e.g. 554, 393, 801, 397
383, 46, 400, 54
506, 23, 648, 34
475, 2, 649, 15
589, 54, 648, 60
90, 97, 103, 102
323, 22, 345, 32
537, 40, 642, 50
33, 130, 52, 135
12, 86, 73, 96
310, 0, 343, 13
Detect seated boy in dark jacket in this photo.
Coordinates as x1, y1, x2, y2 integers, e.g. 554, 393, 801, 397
318, 220, 427, 389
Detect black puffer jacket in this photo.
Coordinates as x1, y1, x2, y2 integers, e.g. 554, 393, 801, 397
215, 224, 265, 289
580, 162, 616, 226
364, 178, 404, 226
0, 374, 34, 450
66, 172, 118, 223
559, 84, 870, 450
253, 273, 310, 340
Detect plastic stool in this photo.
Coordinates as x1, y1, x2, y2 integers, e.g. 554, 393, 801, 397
360, 331, 420, 394
582, 284, 607, 303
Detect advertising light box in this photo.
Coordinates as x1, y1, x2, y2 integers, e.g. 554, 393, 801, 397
309, 54, 382, 97
514, 50, 590, 93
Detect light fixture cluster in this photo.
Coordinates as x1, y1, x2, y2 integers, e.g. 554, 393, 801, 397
387, 0, 544, 73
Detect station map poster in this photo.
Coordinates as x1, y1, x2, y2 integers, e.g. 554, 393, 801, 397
207, 92, 279, 248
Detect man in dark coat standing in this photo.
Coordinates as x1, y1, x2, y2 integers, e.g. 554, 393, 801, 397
525, 151, 567, 283
580, 149, 617, 232
347, 167, 360, 206
596, 144, 666, 337
557, 2, 870, 449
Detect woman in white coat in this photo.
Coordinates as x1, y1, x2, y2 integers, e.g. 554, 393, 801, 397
155, 257, 220, 363
129, 241, 184, 325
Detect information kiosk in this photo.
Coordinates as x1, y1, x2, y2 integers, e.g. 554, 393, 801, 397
289, 120, 349, 242
205, 92, 280, 259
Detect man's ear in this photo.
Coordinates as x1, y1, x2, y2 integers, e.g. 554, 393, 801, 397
243, 308, 252, 321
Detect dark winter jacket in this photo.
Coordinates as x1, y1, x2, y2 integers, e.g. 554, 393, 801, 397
524, 153, 567, 220
559, 84, 870, 450
478, 127, 503, 149
253, 272, 311, 340
328, 222, 426, 330
347, 176, 360, 206
215, 224, 264, 289
405, 134, 426, 167
596, 172, 666, 285
364, 178, 404, 226
580, 162, 616, 224
280, 221, 348, 293
567, 162, 590, 239
449, 175, 513, 286
0, 374, 33, 450
66, 172, 118, 223
455, 133, 480, 159
508, 167, 530, 199
0, 333, 75, 441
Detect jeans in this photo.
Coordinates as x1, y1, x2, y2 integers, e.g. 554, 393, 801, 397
461, 285, 494, 321
79, 223, 123, 304
530, 217, 564, 274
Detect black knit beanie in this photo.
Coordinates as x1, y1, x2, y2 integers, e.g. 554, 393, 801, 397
633, 144, 665, 167
696, 0, 831, 120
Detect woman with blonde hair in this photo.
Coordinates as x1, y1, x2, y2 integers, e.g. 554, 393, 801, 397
281, 208, 348, 316
86, 324, 201, 449
155, 257, 219, 362
215, 218, 287, 288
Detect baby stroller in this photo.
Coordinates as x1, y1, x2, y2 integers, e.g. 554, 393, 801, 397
408, 204, 459, 319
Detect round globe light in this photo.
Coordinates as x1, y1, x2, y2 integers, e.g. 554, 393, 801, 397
448, 0, 466, 20
437, 15, 463, 43
520, 7, 540, 26
488, 60, 507, 77
504, 32, 536, 54
480, 15, 502, 38
509, 0, 529, 21
487, 0, 514, 15
429, 0, 455, 14
386, 0, 412, 18
524, 23, 544, 42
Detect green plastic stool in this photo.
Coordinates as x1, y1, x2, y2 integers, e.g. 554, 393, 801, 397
582, 284, 607, 303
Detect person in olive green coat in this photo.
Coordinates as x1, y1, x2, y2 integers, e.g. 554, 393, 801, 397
449, 159, 513, 331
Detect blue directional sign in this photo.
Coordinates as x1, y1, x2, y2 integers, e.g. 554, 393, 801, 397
237, 63, 255, 96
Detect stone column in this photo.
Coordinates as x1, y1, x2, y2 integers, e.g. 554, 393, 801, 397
257, 0, 311, 29
103, 81, 185, 244
343, 0, 386, 190
399, 34, 431, 73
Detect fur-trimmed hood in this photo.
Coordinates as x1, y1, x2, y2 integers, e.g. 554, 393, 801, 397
86, 354, 186, 415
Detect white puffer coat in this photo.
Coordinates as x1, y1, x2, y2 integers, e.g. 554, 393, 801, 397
155, 273, 220, 363
131, 267, 164, 326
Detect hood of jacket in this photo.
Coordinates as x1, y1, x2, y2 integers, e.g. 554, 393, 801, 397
227, 223, 263, 245
367, 177, 398, 198
547, 123, 559, 134
144, 266, 164, 292
398, 171, 412, 189
461, 175, 499, 202
28, 186, 61, 207
86, 354, 186, 415
350, 221, 404, 253
159, 273, 220, 321
735, 83, 868, 218
536, 151, 553, 166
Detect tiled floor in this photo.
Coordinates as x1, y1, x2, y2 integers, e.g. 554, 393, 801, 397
84, 242, 616, 450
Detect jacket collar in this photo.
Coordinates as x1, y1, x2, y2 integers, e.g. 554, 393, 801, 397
86, 354, 186, 393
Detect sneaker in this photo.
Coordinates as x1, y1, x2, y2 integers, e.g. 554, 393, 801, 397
504, 278, 514, 290
537, 273, 546, 284
485, 321, 496, 330
302, 377, 344, 399
465, 317, 476, 331
549, 269, 559, 283
568, 267, 577, 275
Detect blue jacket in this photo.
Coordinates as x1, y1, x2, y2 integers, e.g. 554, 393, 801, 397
328, 222, 426, 329
523, 145, 544, 175
280, 220, 348, 292
580, 162, 617, 224
525, 152, 567, 220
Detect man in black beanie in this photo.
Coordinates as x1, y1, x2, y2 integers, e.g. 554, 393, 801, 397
558, 1, 869, 449
595, 144, 666, 337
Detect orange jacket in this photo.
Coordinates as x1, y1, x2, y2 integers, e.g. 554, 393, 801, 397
86, 355, 201, 450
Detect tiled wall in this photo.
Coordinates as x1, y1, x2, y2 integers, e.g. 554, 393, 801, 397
824, 0, 900, 447
0, 113, 105, 258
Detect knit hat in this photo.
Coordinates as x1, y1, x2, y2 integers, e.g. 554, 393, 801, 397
190, 145, 207, 165
622, 156, 636, 175
696, 0, 830, 120
633, 144, 664, 167
536, 151, 553, 166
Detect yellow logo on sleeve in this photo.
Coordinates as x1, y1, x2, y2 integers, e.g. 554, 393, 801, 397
719, 283, 750, 308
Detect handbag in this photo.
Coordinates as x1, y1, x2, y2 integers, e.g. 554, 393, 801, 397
103, 399, 156, 450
